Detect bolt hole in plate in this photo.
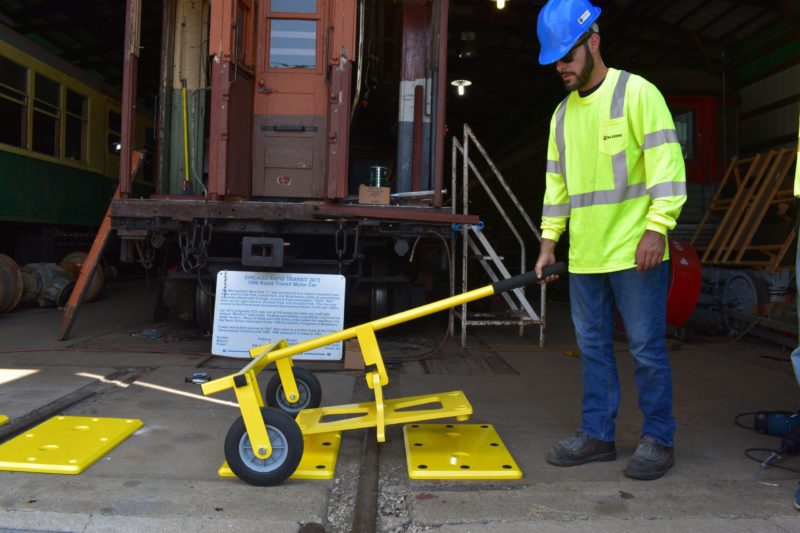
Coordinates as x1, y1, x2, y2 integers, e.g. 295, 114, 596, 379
403, 424, 522, 480
0, 416, 143, 474
219, 431, 342, 480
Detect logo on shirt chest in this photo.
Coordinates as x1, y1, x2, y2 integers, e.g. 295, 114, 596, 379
598, 118, 627, 155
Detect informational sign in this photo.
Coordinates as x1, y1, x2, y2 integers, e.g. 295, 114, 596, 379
211, 271, 346, 360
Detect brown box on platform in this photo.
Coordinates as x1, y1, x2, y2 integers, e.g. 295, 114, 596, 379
343, 340, 366, 370
358, 185, 390, 205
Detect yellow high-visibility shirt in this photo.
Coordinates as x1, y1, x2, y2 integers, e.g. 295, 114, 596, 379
541, 68, 687, 273
795, 112, 799, 198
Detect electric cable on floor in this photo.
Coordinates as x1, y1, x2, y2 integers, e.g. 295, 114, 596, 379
743, 448, 800, 474
735, 412, 762, 430
735, 410, 800, 474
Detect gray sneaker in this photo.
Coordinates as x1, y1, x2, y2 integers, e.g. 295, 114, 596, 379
623, 436, 675, 480
546, 432, 617, 467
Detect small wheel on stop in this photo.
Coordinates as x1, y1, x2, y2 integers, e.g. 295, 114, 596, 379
264, 367, 322, 417
224, 407, 304, 486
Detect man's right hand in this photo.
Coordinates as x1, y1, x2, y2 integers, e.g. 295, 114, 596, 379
535, 238, 559, 284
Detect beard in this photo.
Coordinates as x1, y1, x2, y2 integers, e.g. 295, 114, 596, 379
561, 45, 594, 92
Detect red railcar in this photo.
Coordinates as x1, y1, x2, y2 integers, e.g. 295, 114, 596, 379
112, 0, 474, 327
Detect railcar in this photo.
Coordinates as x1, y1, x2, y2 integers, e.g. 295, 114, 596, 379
111, 0, 492, 330
0, 22, 153, 263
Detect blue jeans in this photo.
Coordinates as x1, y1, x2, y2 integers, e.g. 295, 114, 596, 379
792, 236, 800, 386
569, 262, 675, 447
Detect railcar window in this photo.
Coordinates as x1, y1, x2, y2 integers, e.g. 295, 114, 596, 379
142, 126, 156, 183
108, 110, 122, 155
269, 19, 317, 68
65, 90, 87, 162
235, 3, 246, 64
32, 74, 59, 156
0, 56, 27, 148
271, 0, 316, 13
672, 109, 695, 161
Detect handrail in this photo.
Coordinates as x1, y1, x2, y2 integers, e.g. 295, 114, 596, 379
453, 139, 526, 258
451, 123, 549, 346
463, 123, 542, 242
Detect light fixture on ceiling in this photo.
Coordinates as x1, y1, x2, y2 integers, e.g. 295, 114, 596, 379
493, 0, 507, 9
450, 79, 472, 96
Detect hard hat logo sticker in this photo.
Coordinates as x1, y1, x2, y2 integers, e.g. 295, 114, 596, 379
578, 10, 591, 24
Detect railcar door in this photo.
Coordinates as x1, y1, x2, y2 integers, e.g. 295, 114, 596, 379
253, 0, 329, 198
666, 95, 719, 183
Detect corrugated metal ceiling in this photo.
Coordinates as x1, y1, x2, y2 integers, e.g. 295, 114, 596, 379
0, 0, 796, 141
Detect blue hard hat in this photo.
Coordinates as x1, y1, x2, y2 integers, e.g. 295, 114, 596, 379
537, 0, 601, 65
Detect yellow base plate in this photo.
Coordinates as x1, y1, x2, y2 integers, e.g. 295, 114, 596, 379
0, 414, 8, 427
403, 423, 522, 480
0, 416, 143, 475
219, 431, 342, 480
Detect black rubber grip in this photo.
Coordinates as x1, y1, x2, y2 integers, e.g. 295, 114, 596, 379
491, 262, 567, 294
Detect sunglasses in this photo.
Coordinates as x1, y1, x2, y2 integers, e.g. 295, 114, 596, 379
558, 32, 593, 64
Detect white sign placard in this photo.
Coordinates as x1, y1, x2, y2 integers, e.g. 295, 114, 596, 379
211, 271, 346, 360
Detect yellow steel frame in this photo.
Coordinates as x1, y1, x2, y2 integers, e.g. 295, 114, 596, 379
201, 285, 494, 460
296, 391, 472, 442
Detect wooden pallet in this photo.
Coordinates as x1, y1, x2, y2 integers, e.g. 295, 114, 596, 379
690, 147, 796, 271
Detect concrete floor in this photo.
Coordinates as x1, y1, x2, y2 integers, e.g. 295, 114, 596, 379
0, 279, 798, 532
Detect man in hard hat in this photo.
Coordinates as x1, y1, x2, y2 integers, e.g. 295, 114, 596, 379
534, 0, 687, 480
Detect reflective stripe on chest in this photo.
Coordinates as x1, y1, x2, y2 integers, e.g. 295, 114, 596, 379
555, 71, 636, 209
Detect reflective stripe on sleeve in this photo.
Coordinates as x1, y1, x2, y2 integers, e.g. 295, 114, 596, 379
542, 203, 571, 217
648, 180, 687, 198
643, 129, 679, 150
546, 159, 561, 174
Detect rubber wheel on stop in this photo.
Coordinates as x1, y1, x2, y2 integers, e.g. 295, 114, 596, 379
264, 367, 322, 417
224, 407, 304, 486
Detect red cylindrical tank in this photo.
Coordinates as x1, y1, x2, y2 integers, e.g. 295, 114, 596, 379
666, 238, 702, 327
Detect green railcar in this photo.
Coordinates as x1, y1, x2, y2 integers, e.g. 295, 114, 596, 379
0, 22, 153, 262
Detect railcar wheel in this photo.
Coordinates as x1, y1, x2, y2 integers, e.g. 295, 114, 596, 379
194, 278, 215, 333
223, 407, 304, 486
369, 255, 390, 320
265, 367, 322, 417
370, 284, 389, 320
721, 271, 767, 332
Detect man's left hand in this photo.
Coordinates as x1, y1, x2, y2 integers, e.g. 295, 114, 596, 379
635, 230, 665, 272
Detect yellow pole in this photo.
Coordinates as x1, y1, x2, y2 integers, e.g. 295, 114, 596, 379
181, 83, 191, 188
253, 285, 496, 363
203, 284, 504, 396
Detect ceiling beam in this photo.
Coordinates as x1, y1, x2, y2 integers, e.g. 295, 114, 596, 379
670, 2, 705, 28
777, 0, 800, 39
0, 0, 118, 21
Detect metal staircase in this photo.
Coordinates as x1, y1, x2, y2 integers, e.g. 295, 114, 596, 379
449, 124, 549, 347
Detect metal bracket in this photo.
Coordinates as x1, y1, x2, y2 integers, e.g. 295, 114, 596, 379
242, 237, 284, 267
